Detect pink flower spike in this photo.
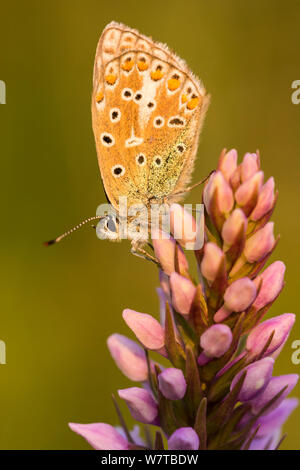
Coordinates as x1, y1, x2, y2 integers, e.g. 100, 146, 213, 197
244, 222, 275, 263
241, 152, 260, 182
246, 313, 295, 358
107, 334, 148, 382
152, 231, 189, 275
168, 427, 199, 450
224, 277, 257, 312
250, 374, 299, 415
203, 171, 234, 215
170, 272, 196, 315
158, 368, 187, 400
118, 387, 158, 424
68, 422, 129, 450
201, 242, 225, 283
231, 357, 274, 401
122, 309, 165, 350
252, 261, 285, 311
251, 177, 275, 221
200, 324, 232, 358
221, 208, 247, 247
235, 171, 264, 209
218, 149, 238, 182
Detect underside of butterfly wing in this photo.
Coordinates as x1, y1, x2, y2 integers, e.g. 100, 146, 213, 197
92, 22, 210, 211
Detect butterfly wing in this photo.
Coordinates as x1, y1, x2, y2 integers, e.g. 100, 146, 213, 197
92, 22, 209, 210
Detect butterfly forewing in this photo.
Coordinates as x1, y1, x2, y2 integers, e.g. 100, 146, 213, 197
92, 22, 209, 211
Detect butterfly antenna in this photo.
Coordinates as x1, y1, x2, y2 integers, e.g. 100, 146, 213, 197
44, 215, 104, 246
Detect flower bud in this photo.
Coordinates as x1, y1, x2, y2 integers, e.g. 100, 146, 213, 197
107, 334, 148, 381
221, 208, 247, 247
218, 149, 238, 182
157, 287, 167, 325
122, 309, 165, 350
231, 357, 274, 401
169, 204, 203, 250
158, 368, 187, 400
241, 153, 260, 182
246, 313, 295, 358
201, 242, 225, 283
224, 277, 257, 312
249, 429, 281, 450
214, 304, 232, 322
230, 166, 241, 190
69, 422, 129, 450
255, 398, 298, 437
250, 374, 299, 415
203, 171, 234, 215
250, 177, 275, 221
197, 351, 212, 366
252, 261, 285, 311
159, 270, 171, 300
152, 231, 189, 275
170, 272, 196, 315
200, 324, 232, 358
235, 171, 264, 212
244, 222, 275, 263
118, 387, 158, 424
168, 427, 199, 450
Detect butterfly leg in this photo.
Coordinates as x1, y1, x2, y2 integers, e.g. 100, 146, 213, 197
171, 170, 215, 198
131, 240, 159, 266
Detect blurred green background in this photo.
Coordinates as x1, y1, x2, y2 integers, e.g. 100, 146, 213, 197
0, 0, 300, 450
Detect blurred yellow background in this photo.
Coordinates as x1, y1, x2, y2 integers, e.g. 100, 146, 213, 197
0, 0, 300, 449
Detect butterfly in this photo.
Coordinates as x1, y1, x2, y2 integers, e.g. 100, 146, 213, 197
46, 22, 209, 260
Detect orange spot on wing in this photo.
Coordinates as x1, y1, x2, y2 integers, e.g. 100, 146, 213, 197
151, 70, 164, 81
105, 74, 117, 85
187, 96, 201, 110
96, 91, 104, 103
121, 60, 134, 71
137, 61, 149, 71
181, 94, 188, 103
167, 78, 180, 91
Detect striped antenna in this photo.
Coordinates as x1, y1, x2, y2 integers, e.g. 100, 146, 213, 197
44, 216, 104, 246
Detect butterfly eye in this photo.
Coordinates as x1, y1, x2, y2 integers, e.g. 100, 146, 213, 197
136, 154, 146, 166
111, 165, 125, 177
105, 215, 117, 233
122, 88, 133, 100
110, 108, 121, 123
153, 156, 163, 167
154, 116, 165, 128
101, 133, 115, 147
